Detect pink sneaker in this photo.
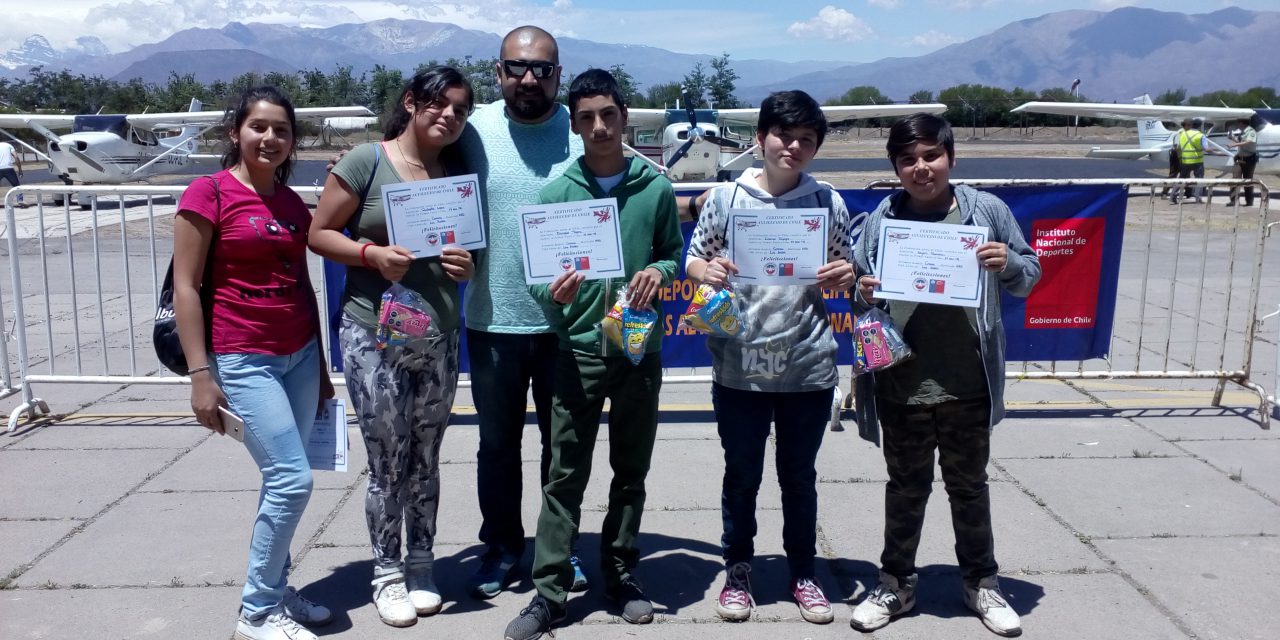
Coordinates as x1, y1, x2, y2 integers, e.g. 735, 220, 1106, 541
792, 577, 834, 624
715, 562, 753, 621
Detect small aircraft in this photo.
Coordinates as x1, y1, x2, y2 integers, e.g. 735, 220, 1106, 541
625, 98, 948, 181
0, 100, 373, 185
1011, 95, 1280, 176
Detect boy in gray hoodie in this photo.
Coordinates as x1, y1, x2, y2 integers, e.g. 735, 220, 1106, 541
849, 113, 1039, 637
685, 90, 855, 625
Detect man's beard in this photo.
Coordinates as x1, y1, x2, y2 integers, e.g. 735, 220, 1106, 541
507, 86, 555, 120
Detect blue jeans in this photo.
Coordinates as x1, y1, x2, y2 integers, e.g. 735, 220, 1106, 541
712, 383, 831, 579
467, 329, 559, 557
213, 339, 321, 619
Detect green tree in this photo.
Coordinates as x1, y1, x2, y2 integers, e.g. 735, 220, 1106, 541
681, 62, 709, 108
1154, 88, 1187, 106
707, 54, 739, 109
909, 89, 934, 104
367, 65, 405, 122
608, 64, 643, 107
645, 82, 683, 109
827, 85, 889, 106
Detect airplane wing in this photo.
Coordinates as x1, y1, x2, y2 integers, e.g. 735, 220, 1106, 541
1012, 101, 1255, 122
714, 103, 948, 126
627, 109, 668, 129
127, 106, 374, 130
0, 114, 77, 130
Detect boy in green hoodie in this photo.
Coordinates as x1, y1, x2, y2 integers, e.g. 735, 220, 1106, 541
504, 68, 684, 640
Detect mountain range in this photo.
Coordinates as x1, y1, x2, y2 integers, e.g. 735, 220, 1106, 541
2, 7, 1276, 104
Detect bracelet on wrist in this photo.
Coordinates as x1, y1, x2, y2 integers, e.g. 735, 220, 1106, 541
187, 365, 211, 376
359, 242, 375, 268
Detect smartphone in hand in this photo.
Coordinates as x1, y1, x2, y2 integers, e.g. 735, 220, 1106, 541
218, 406, 245, 442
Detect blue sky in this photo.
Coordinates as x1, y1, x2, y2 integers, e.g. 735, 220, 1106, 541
3, 0, 1273, 62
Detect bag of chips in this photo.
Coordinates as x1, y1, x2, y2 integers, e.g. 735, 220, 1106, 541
600, 285, 658, 365
375, 283, 440, 350
853, 307, 912, 375
679, 283, 744, 339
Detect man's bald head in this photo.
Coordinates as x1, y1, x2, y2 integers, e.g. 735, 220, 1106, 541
501, 26, 559, 64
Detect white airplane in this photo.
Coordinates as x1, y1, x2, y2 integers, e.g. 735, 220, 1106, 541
625, 99, 949, 181
1011, 95, 1280, 176
0, 100, 373, 185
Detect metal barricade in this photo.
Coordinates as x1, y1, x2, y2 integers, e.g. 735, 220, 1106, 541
863, 178, 1276, 426
2, 179, 1275, 431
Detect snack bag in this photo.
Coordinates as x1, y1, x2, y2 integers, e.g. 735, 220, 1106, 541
375, 283, 439, 350
679, 283, 744, 339
853, 307, 912, 375
601, 285, 658, 365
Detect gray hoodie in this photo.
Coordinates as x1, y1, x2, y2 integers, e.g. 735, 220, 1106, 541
852, 184, 1041, 445
686, 168, 855, 392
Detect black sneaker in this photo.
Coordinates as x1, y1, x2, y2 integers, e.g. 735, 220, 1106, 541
503, 596, 565, 640
606, 576, 654, 624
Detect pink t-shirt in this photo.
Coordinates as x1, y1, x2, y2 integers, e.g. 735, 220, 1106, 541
178, 170, 316, 355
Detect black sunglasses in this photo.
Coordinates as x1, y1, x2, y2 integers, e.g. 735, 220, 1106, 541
502, 59, 556, 79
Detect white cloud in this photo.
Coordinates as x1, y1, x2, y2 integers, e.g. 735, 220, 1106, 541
787, 5, 873, 42
867, 0, 899, 8
909, 29, 964, 48
553, 0, 572, 9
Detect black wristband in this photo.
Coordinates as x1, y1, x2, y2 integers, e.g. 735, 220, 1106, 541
687, 198, 699, 221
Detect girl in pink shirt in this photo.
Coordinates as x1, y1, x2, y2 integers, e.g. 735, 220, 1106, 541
172, 86, 334, 640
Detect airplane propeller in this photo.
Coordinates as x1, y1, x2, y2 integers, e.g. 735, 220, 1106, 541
26, 119, 106, 173
665, 88, 747, 171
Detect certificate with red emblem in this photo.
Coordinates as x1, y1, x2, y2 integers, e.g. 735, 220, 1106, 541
874, 218, 988, 308
517, 198, 625, 284
728, 208, 828, 285
382, 174, 486, 257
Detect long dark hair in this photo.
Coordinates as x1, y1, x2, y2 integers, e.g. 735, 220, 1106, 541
221, 85, 298, 184
383, 65, 475, 140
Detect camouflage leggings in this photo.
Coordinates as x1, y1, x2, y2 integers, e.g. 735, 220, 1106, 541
341, 314, 459, 574
877, 396, 998, 585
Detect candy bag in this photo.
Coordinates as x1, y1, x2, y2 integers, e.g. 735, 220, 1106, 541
601, 285, 658, 365
375, 283, 439, 350
679, 283, 744, 339
853, 307, 912, 375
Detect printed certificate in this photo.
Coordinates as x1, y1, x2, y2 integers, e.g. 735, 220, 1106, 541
728, 208, 828, 285
874, 219, 988, 308
382, 174, 485, 257
306, 398, 349, 472
517, 198, 626, 284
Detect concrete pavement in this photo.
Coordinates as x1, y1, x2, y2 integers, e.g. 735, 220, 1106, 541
1, 375, 1278, 640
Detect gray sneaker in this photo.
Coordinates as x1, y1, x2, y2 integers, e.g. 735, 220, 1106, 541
504, 595, 565, 640
281, 586, 332, 626
850, 571, 917, 632
964, 575, 1022, 637
606, 576, 654, 624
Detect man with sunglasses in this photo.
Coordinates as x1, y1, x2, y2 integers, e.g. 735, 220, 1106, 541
458, 25, 590, 601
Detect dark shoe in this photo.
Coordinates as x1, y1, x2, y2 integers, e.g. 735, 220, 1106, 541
470, 549, 519, 599
606, 576, 654, 624
503, 596, 564, 640
569, 555, 589, 592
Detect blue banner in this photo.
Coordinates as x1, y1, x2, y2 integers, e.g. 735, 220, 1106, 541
325, 184, 1126, 372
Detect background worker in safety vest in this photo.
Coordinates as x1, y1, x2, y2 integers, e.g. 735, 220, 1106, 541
1171, 118, 1207, 203
1227, 117, 1258, 207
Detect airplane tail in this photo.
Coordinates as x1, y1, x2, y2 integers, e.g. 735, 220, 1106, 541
180, 98, 205, 140
1133, 94, 1170, 149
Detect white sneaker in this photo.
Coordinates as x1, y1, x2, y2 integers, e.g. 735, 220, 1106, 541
964, 575, 1022, 637
406, 564, 443, 615
233, 607, 317, 640
282, 586, 333, 626
849, 571, 917, 632
372, 574, 418, 627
